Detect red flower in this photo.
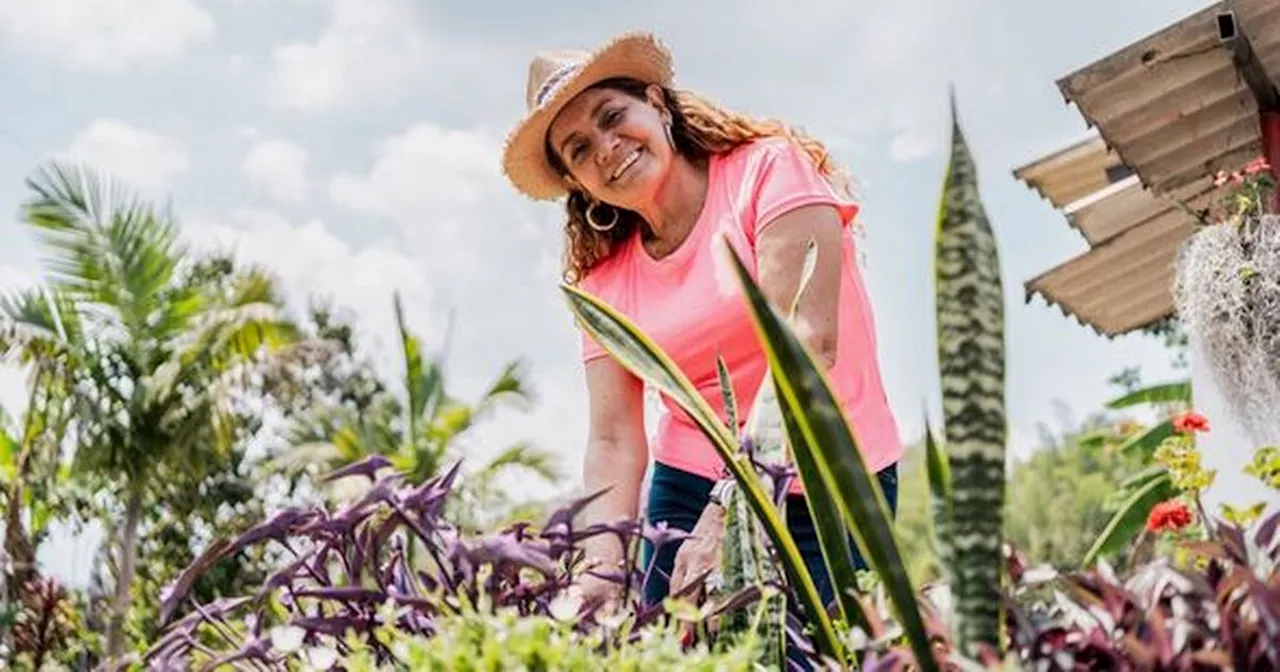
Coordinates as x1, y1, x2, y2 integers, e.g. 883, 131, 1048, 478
1243, 156, 1272, 176
1172, 411, 1210, 434
1147, 499, 1194, 533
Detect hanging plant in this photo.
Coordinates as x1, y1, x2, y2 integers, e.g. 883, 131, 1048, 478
1172, 157, 1280, 445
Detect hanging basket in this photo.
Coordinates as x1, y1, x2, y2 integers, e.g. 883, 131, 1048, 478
1172, 213, 1280, 445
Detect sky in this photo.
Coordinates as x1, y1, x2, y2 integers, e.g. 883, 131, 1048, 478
0, 0, 1213, 584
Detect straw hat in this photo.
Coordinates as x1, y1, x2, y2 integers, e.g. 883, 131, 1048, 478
500, 31, 675, 201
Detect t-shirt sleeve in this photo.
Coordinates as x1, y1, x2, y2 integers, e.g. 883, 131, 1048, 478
580, 324, 607, 364
746, 139, 860, 239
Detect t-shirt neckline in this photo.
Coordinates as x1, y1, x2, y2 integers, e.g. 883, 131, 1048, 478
631, 153, 720, 269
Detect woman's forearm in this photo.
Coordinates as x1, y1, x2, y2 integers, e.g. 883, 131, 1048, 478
579, 438, 649, 564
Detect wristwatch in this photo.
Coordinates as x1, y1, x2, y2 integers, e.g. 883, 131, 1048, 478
708, 478, 736, 508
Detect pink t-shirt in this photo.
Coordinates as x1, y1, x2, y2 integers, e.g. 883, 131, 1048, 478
578, 137, 902, 489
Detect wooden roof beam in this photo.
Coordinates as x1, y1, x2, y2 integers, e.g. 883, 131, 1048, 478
1219, 9, 1280, 111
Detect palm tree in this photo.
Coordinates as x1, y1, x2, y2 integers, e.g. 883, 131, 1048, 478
0, 161, 298, 662
276, 292, 561, 530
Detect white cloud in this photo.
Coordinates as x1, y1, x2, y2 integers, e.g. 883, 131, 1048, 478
60, 119, 189, 194
241, 139, 310, 203
0, 0, 214, 73
265, 0, 430, 113
328, 122, 537, 275
182, 208, 443, 373
326, 119, 590, 492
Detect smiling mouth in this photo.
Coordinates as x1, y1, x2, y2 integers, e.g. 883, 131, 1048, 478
609, 149, 641, 182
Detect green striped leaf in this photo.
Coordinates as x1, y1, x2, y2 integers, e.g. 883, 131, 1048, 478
923, 418, 954, 580
1105, 381, 1191, 410
720, 240, 938, 672
933, 94, 1007, 654
716, 356, 738, 435
560, 283, 844, 663
1082, 469, 1175, 568
778, 391, 872, 636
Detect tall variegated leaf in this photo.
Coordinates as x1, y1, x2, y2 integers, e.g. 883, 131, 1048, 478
717, 466, 787, 668
1106, 381, 1191, 410
560, 284, 844, 661
720, 239, 939, 672
1082, 469, 1175, 567
923, 418, 954, 581
933, 94, 1007, 654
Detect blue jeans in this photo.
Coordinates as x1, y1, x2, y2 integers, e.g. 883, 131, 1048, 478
640, 460, 900, 611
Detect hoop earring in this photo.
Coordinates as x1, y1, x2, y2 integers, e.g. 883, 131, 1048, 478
664, 120, 676, 148
586, 199, 619, 232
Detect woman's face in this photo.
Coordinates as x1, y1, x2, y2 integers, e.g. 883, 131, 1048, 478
546, 83, 675, 211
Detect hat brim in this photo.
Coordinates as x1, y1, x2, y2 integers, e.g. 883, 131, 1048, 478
501, 32, 675, 201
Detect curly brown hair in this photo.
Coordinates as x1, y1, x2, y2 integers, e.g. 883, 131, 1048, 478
544, 77, 853, 285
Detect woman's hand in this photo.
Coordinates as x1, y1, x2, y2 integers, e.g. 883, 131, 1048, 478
668, 502, 728, 601
574, 557, 624, 614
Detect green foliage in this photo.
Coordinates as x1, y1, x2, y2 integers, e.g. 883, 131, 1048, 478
301, 604, 766, 672
272, 292, 561, 533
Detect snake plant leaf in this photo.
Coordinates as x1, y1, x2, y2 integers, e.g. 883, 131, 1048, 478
560, 283, 844, 662
778, 387, 872, 634
714, 354, 787, 666
719, 238, 939, 672
1082, 469, 1176, 568
933, 91, 1007, 654
923, 417, 954, 582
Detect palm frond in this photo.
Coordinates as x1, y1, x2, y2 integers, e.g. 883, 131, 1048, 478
474, 441, 562, 484
22, 160, 186, 343
473, 359, 535, 417
0, 288, 71, 361
394, 292, 423, 428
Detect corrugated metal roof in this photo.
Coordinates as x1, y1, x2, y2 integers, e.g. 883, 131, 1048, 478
1020, 0, 1280, 336
1024, 175, 1233, 335
1012, 136, 1126, 210
1057, 0, 1279, 195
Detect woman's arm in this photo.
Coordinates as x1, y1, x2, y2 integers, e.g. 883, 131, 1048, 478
755, 203, 846, 367
578, 355, 649, 572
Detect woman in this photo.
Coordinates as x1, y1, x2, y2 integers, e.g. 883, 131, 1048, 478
499, 31, 903, 614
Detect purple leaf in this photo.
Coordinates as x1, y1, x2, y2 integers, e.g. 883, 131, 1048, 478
642, 521, 692, 548
294, 586, 388, 604
541, 487, 612, 539
861, 650, 904, 672
1215, 520, 1249, 564
1247, 576, 1280, 667
291, 616, 362, 637
321, 454, 393, 482
197, 636, 271, 672
460, 533, 557, 578
1255, 510, 1280, 552
256, 556, 312, 602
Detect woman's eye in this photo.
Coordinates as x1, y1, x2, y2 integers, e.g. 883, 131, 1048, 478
603, 109, 622, 125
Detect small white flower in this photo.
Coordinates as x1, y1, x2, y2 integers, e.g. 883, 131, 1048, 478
549, 590, 583, 622
844, 626, 868, 650
270, 625, 306, 653
306, 646, 339, 670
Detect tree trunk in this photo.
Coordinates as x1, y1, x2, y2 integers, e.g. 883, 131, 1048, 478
105, 488, 143, 662
3, 442, 36, 603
